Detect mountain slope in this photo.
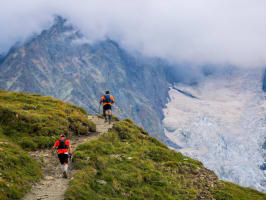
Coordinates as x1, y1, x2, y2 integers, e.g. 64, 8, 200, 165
2, 16, 266, 194
0, 90, 96, 151
0, 17, 176, 145
66, 119, 266, 200
0, 90, 97, 199
0, 129, 41, 199
0, 90, 265, 199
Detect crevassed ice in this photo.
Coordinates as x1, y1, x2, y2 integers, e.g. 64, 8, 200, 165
163, 68, 266, 192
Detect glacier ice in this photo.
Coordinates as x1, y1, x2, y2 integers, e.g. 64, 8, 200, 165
163, 68, 266, 192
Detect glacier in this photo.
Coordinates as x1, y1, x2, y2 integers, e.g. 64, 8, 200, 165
163, 68, 266, 192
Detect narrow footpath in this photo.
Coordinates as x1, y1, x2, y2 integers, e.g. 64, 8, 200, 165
23, 115, 112, 200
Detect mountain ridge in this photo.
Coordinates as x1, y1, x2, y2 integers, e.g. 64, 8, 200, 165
0, 90, 265, 199
0, 16, 178, 147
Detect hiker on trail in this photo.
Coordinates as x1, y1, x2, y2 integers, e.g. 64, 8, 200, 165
99, 90, 115, 122
52, 134, 72, 178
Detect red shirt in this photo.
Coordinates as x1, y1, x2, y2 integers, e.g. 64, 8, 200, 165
53, 139, 70, 154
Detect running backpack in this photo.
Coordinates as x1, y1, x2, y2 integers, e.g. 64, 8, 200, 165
104, 94, 112, 103
58, 139, 68, 149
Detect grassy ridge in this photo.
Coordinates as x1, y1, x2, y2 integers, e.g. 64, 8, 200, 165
0, 90, 265, 199
0, 90, 97, 199
66, 119, 266, 200
0, 90, 96, 150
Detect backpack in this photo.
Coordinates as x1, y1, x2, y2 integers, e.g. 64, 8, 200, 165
104, 94, 112, 103
58, 139, 68, 149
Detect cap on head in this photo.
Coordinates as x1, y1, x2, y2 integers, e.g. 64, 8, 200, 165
105, 90, 110, 94
60, 134, 65, 138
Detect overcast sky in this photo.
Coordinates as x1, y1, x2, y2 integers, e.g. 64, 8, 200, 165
1, 0, 266, 67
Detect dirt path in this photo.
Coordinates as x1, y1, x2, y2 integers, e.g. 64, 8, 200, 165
88, 115, 113, 134
23, 115, 112, 200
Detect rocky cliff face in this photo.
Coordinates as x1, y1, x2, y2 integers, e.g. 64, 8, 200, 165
0, 17, 177, 145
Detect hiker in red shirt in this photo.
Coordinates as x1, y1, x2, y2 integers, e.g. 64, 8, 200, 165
52, 134, 72, 178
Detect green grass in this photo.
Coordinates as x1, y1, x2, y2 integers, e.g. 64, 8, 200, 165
65, 119, 266, 200
211, 181, 266, 200
0, 90, 96, 151
0, 128, 42, 199
0, 90, 97, 199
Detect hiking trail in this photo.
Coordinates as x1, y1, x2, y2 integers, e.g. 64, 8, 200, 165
23, 115, 113, 200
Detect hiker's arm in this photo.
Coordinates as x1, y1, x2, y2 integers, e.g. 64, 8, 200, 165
52, 141, 58, 150
99, 96, 104, 104
69, 144, 72, 154
111, 96, 115, 104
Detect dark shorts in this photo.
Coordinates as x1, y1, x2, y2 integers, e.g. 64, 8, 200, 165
58, 153, 69, 164
103, 104, 112, 111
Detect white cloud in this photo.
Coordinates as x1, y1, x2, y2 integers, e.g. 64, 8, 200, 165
1, 0, 266, 67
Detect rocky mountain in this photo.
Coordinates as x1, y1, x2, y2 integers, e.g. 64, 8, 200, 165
2, 16, 266, 193
0, 17, 179, 147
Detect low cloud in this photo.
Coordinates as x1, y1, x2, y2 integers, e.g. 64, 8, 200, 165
1, 0, 266, 67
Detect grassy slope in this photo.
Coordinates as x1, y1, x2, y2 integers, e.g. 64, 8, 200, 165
66, 119, 266, 200
0, 129, 41, 199
0, 90, 265, 199
0, 90, 96, 150
0, 90, 96, 199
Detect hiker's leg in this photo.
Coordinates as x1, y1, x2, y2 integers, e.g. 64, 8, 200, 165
103, 109, 106, 118
58, 153, 65, 169
58, 153, 68, 177
63, 154, 69, 171
63, 163, 68, 172
103, 105, 107, 120
62, 154, 69, 178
